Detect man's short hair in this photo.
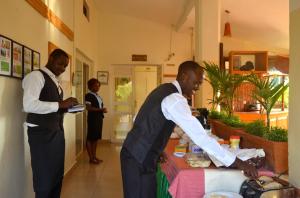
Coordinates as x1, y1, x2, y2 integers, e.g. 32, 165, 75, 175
177, 61, 203, 77
49, 49, 69, 60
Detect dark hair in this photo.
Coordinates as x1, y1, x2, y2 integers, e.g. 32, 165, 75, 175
49, 49, 69, 60
177, 61, 203, 79
87, 78, 100, 90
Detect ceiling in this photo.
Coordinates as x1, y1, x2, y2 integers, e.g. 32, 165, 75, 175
96, 0, 289, 50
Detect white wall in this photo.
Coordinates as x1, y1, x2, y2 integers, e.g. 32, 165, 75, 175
74, 0, 99, 69
0, 0, 77, 197
97, 12, 192, 139
288, 0, 300, 188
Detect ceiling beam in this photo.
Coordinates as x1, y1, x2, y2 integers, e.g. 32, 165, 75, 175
174, 0, 194, 31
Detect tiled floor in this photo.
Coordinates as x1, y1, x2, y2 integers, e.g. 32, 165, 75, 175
61, 142, 123, 198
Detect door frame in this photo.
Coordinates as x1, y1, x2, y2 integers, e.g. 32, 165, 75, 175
74, 49, 93, 158
110, 64, 162, 143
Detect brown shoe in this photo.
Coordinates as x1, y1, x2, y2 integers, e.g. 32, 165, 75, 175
89, 158, 99, 164
94, 157, 103, 163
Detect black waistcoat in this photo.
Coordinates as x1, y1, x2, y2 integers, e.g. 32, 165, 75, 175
26, 70, 64, 130
123, 83, 178, 168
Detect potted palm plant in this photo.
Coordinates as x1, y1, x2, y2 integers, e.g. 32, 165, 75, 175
205, 63, 289, 173
247, 74, 289, 129
203, 62, 246, 116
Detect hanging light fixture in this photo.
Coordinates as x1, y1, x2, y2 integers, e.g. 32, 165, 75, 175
224, 10, 232, 37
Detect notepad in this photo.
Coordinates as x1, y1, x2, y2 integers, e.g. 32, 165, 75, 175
68, 104, 85, 113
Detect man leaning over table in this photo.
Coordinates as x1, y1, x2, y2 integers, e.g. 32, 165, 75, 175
120, 60, 258, 198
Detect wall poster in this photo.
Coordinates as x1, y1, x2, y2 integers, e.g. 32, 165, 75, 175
12, 42, 23, 78
0, 36, 12, 76
32, 50, 40, 70
23, 46, 32, 76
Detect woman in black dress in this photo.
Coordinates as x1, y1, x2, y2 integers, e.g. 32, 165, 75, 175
85, 78, 107, 164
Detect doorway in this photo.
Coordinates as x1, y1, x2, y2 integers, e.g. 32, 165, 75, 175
74, 51, 91, 158
134, 66, 158, 114
111, 65, 161, 142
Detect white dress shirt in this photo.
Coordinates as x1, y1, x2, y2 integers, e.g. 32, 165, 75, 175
22, 67, 61, 126
161, 80, 236, 167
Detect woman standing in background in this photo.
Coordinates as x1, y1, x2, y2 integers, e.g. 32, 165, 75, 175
85, 78, 107, 164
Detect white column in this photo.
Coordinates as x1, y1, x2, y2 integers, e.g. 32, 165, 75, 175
288, 0, 300, 188
194, 0, 221, 108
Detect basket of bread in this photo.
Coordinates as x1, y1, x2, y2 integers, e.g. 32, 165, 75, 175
184, 152, 211, 168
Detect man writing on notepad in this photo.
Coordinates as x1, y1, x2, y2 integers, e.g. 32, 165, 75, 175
22, 49, 78, 198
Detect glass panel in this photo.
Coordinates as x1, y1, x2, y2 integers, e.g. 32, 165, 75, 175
115, 104, 131, 113
113, 76, 133, 141
232, 55, 255, 71
114, 113, 133, 140
115, 77, 132, 102
269, 75, 289, 109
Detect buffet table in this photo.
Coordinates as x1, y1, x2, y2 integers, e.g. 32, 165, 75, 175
158, 139, 273, 198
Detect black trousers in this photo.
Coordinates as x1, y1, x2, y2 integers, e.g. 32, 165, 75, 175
120, 148, 157, 198
35, 179, 63, 198
28, 126, 65, 198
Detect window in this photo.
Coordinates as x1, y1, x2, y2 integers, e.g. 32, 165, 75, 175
83, 1, 89, 21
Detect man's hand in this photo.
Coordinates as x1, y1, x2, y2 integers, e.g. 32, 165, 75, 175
231, 158, 258, 178
159, 152, 168, 163
59, 97, 78, 109
102, 108, 108, 113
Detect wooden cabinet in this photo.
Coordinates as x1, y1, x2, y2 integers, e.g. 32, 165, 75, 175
268, 55, 289, 74
229, 51, 268, 74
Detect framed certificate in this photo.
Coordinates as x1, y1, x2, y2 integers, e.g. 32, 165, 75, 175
23, 46, 33, 76
32, 50, 40, 71
0, 35, 12, 76
97, 71, 109, 85
12, 41, 23, 78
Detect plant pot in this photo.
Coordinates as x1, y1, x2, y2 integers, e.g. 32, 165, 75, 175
210, 119, 288, 173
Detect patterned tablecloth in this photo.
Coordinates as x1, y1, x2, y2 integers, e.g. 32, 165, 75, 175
160, 139, 274, 198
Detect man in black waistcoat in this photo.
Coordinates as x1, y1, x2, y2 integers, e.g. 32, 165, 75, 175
22, 49, 78, 198
120, 61, 258, 198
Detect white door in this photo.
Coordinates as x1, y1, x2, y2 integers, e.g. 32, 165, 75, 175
134, 66, 158, 114
111, 65, 159, 142
111, 65, 134, 142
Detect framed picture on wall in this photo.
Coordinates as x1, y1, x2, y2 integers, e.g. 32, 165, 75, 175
32, 50, 40, 70
0, 35, 12, 76
23, 46, 32, 76
97, 71, 109, 85
12, 41, 23, 78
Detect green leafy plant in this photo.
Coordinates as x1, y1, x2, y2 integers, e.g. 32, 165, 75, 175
203, 62, 222, 111
244, 120, 268, 137
247, 74, 289, 129
203, 62, 247, 116
209, 110, 245, 128
210, 110, 288, 142
266, 127, 288, 142
209, 110, 226, 120
222, 115, 246, 128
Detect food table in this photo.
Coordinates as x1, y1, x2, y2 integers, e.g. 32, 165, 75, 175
157, 139, 273, 198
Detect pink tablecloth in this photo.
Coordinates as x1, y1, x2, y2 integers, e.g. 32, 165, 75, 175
161, 139, 274, 198
161, 139, 205, 198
